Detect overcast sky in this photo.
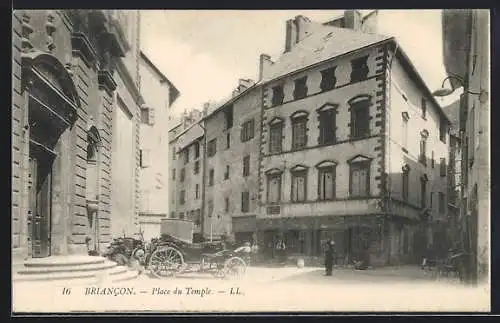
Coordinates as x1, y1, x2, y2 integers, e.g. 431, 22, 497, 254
140, 10, 459, 120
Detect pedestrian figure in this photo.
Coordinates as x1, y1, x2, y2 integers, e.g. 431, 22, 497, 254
275, 236, 287, 265
325, 240, 335, 276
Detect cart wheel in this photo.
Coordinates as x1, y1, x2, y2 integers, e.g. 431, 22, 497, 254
148, 246, 184, 278
223, 256, 247, 279
211, 263, 226, 278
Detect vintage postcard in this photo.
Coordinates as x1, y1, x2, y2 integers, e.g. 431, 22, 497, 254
11, 9, 491, 314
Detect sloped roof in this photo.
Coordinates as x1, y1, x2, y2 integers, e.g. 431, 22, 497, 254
175, 123, 204, 151
261, 25, 392, 83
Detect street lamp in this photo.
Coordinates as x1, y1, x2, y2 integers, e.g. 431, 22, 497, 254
432, 75, 488, 103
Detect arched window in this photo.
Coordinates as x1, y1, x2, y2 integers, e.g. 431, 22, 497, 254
268, 117, 284, 154
348, 155, 372, 197
316, 160, 337, 200
290, 165, 308, 202
317, 103, 338, 145
266, 168, 283, 204
290, 111, 308, 150
348, 95, 371, 140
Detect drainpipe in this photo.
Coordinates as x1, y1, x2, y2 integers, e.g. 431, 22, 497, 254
199, 122, 207, 241
384, 41, 399, 265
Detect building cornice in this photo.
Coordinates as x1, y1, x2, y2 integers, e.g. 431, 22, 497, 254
116, 57, 144, 105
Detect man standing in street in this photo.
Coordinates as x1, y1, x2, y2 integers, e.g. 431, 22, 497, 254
325, 240, 335, 276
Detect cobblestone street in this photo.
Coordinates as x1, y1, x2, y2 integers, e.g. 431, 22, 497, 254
12, 265, 490, 313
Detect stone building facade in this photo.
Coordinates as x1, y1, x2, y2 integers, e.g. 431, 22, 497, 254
255, 12, 451, 265
202, 80, 261, 242
440, 9, 490, 282
168, 109, 206, 241
12, 10, 140, 261
138, 51, 180, 240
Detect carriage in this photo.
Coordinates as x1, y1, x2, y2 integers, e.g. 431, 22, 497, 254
131, 219, 248, 279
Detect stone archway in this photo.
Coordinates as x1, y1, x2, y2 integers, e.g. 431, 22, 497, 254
21, 50, 80, 258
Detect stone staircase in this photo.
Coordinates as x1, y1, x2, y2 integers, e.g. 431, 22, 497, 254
12, 255, 140, 285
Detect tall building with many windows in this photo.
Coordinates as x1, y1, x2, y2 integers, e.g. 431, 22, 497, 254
256, 12, 451, 265
138, 51, 180, 240
165, 11, 452, 266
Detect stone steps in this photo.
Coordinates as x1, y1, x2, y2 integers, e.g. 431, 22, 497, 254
13, 256, 140, 284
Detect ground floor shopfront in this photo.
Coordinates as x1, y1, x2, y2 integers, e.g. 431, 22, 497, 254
233, 214, 434, 266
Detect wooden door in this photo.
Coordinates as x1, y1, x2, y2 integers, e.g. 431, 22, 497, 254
28, 154, 52, 258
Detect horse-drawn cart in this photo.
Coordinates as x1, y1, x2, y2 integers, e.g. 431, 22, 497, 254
132, 219, 248, 279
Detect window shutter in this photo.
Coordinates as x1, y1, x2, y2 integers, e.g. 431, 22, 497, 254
148, 107, 156, 125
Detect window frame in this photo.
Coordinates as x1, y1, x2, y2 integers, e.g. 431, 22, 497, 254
269, 118, 284, 154
420, 175, 428, 209
402, 164, 410, 202
316, 160, 337, 201
271, 85, 285, 106
266, 169, 283, 204
349, 95, 371, 140
243, 155, 250, 177
348, 155, 372, 198
207, 139, 217, 157
293, 76, 308, 100
350, 55, 369, 83
317, 104, 338, 145
241, 191, 250, 213
208, 168, 214, 186
290, 165, 308, 203
291, 111, 309, 150
320, 67, 337, 92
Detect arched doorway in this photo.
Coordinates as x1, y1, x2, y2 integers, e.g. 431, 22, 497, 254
22, 51, 80, 258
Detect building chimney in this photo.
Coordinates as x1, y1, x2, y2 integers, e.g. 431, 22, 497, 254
294, 15, 312, 43
343, 10, 363, 31
259, 54, 273, 80
203, 102, 210, 116
360, 10, 379, 34
284, 19, 296, 53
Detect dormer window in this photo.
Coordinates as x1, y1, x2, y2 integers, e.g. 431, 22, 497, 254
349, 95, 371, 139
293, 76, 308, 100
271, 85, 284, 106
320, 67, 337, 92
350, 56, 369, 83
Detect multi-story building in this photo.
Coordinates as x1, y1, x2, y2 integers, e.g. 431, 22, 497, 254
168, 109, 206, 241
442, 100, 462, 245
256, 12, 451, 265
438, 9, 490, 283
11, 9, 140, 262
201, 79, 260, 242
138, 51, 180, 240
111, 10, 143, 240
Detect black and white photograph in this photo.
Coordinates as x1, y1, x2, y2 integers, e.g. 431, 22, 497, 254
11, 9, 491, 313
